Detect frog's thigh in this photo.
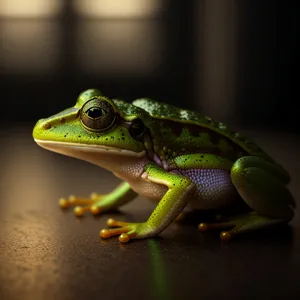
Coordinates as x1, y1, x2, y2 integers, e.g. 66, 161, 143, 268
231, 156, 295, 220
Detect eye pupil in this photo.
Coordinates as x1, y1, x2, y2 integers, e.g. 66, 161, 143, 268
80, 98, 116, 132
87, 107, 104, 119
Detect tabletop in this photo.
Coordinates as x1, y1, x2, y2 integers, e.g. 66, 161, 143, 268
1, 126, 300, 300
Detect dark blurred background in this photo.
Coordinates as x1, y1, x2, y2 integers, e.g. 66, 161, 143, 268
1, 3, 300, 300
0, 0, 299, 132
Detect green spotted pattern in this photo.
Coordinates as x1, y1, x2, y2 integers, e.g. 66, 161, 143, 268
133, 98, 272, 160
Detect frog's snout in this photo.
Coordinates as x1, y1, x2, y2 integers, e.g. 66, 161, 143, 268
40, 119, 52, 129
33, 117, 58, 141
33, 119, 46, 139
33, 118, 51, 132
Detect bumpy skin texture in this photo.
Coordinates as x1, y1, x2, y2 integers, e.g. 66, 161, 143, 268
179, 168, 236, 209
133, 98, 273, 159
32, 89, 296, 243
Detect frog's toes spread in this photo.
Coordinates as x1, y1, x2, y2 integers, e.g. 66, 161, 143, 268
100, 218, 147, 243
198, 220, 238, 242
59, 193, 104, 217
59, 182, 136, 217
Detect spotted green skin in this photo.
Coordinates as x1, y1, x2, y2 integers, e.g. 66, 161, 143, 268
32, 89, 296, 243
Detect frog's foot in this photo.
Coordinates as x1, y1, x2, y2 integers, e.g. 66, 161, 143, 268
198, 212, 287, 242
58, 182, 136, 218
100, 218, 149, 243
59, 193, 104, 217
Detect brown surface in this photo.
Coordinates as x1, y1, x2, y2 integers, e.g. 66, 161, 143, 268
1, 126, 300, 300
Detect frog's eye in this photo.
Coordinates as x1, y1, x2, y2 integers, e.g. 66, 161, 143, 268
129, 119, 146, 141
80, 98, 116, 132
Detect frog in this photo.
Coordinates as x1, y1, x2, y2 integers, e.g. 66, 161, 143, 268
32, 88, 296, 243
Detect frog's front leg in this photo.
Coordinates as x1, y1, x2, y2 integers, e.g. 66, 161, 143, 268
100, 163, 195, 243
59, 181, 137, 216
199, 156, 296, 241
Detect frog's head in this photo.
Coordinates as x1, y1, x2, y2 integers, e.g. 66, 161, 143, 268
33, 89, 155, 169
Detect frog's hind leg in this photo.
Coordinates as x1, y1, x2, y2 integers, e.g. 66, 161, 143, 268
198, 212, 288, 242
199, 156, 296, 242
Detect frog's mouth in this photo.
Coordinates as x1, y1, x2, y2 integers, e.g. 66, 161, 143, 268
34, 139, 146, 158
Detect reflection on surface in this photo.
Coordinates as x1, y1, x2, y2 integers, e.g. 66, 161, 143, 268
76, 20, 162, 75
0, 0, 62, 18
74, 0, 163, 19
147, 240, 171, 300
1, 20, 60, 74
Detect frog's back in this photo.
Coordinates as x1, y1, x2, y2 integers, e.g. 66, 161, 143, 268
132, 98, 274, 162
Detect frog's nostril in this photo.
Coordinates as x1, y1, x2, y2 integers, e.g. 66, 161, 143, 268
43, 122, 51, 130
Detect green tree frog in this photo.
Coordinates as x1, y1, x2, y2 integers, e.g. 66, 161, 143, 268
32, 89, 296, 243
